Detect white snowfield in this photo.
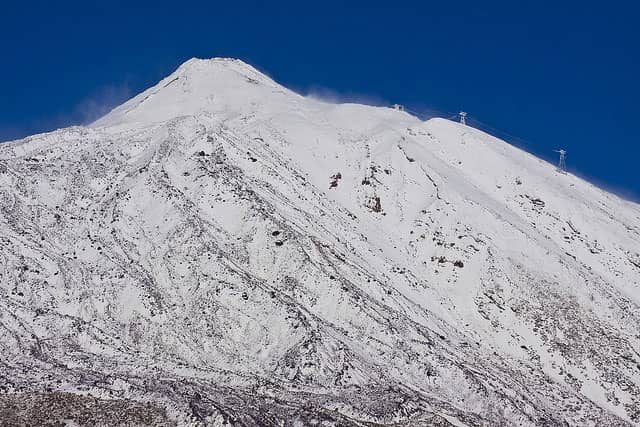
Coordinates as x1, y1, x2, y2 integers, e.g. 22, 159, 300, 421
1, 58, 639, 426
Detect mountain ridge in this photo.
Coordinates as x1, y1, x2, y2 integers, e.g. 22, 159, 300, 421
0, 57, 639, 426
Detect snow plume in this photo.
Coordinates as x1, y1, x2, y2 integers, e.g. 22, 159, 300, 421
73, 83, 132, 124
305, 85, 389, 107
0, 83, 132, 143
305, 86, 450, 121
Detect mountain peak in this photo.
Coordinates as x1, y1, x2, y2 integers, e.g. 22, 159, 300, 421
93, 57, 290, 128
174, 57, 270, 81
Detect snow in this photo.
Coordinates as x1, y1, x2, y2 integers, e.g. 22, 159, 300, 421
0, 57, 639, 425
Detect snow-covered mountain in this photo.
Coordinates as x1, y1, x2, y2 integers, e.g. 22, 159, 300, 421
1, 58, 639, 426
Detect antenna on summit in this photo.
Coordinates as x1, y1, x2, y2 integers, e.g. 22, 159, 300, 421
554, 149, 567, 173
459, 111, 467, 125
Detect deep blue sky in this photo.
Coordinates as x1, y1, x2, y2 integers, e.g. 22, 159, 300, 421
1, 1, 638, 200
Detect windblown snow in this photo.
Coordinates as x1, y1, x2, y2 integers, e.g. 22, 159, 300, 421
1, 58, 639, 426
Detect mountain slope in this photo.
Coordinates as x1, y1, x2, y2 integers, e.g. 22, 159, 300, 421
1, 58, 639, 426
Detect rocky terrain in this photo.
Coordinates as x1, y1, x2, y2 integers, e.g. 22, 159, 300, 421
0, 58, 639, 425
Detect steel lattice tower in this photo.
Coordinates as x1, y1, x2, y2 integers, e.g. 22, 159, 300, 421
555, 149, 567, 173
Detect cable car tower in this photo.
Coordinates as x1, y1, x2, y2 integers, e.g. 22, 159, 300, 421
554, 149, 567, 173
